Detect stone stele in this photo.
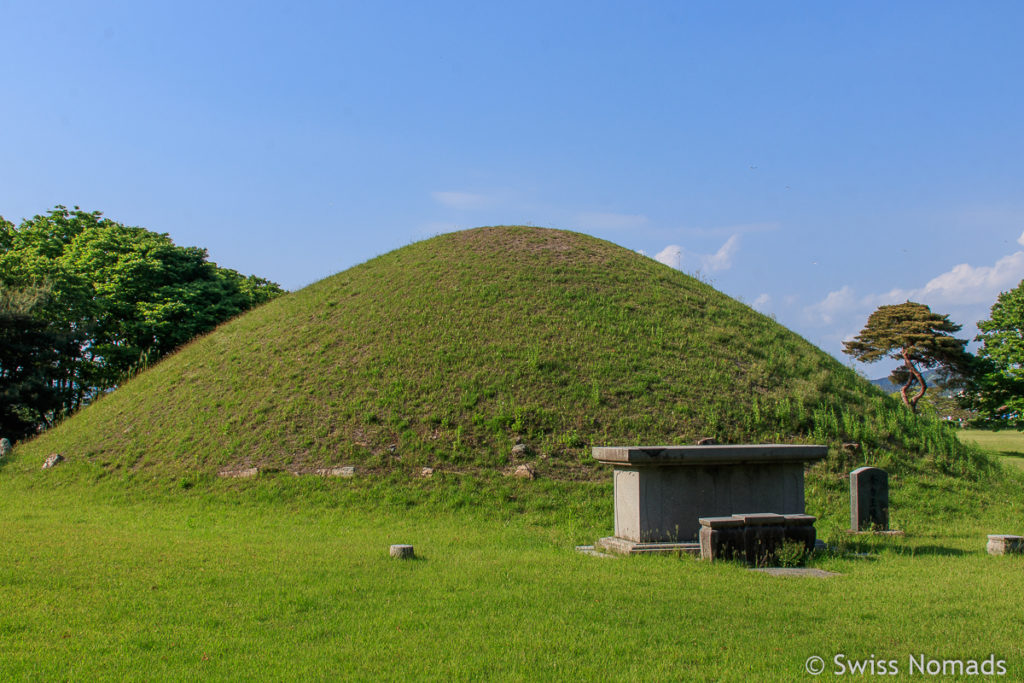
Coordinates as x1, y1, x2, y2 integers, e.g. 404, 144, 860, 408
592, 444, 827, 547
850, 466, 889, 532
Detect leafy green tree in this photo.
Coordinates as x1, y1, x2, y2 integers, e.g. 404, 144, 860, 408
843, 301, 970, 413
960, 280, 1024, 429
0, 206, 284, 418
0, 285, 79, 441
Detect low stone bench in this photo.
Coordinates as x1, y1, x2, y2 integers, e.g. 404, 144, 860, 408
700, 513, 817, 565
987, 535, 1024, 556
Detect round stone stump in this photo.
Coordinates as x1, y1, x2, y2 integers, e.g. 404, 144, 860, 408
390, 544, 414, 559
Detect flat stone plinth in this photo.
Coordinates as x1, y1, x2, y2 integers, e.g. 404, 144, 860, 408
751, 568, 840, 578
593, 444, 827, 543
596, 537, 701, 556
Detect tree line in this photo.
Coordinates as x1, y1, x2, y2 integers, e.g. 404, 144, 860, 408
1, 206, 283, 442
843, 292, 1024, 429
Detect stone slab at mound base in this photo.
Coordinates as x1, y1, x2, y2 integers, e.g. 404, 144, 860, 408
750, 568, 840, 578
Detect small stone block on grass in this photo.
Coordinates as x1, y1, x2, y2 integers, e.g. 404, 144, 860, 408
390, 544, 414, 559
42, 453, 64, 469
509, 463, 536, 480
316, 466, 355, 477
575, 545, 618, 559
987, 535, 1024, 556
218, 467, 258, 478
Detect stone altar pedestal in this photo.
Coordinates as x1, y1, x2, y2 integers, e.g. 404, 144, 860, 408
593, 444, 827, 555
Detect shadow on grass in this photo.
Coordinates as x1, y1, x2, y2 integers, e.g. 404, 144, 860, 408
828, 538, 966, 558
900, 545, 968, 557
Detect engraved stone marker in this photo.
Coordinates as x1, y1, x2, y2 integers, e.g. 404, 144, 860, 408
0, 437, 11, 457
850, 466, 889, 531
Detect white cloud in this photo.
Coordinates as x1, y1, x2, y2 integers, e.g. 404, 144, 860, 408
806, 244, 1024, 329
878, 251, 1024, 307
804, 285, 860, 325
801, 242, 1024, 375
701, 235, 740, 272
753, 293, 771, 307
654, 244, 683, 269
1017, 230, 1024, 247
431, 191, 493, 210
652, 235, 741, 273
575, 212, 648, 231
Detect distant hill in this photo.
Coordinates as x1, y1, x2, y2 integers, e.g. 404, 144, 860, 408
871, 369, 950, 396
12, 226, 987, 479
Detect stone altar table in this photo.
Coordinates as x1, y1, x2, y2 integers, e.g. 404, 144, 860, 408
592, 444, 827, 555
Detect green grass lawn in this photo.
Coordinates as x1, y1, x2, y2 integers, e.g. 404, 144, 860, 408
2, 465, 1023, 681
957, 429, 1024, 471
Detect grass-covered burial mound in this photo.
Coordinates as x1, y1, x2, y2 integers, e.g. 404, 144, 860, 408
12, 226, 991, 481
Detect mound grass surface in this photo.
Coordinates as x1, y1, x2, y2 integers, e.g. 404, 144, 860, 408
11, 226, 991, 482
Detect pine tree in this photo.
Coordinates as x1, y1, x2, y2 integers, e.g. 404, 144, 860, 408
843, 301, 969, 412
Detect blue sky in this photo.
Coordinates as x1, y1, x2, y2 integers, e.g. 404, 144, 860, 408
3, 1, 1022, 377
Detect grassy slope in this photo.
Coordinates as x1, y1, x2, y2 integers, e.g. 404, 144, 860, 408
10, 226, 990, 483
